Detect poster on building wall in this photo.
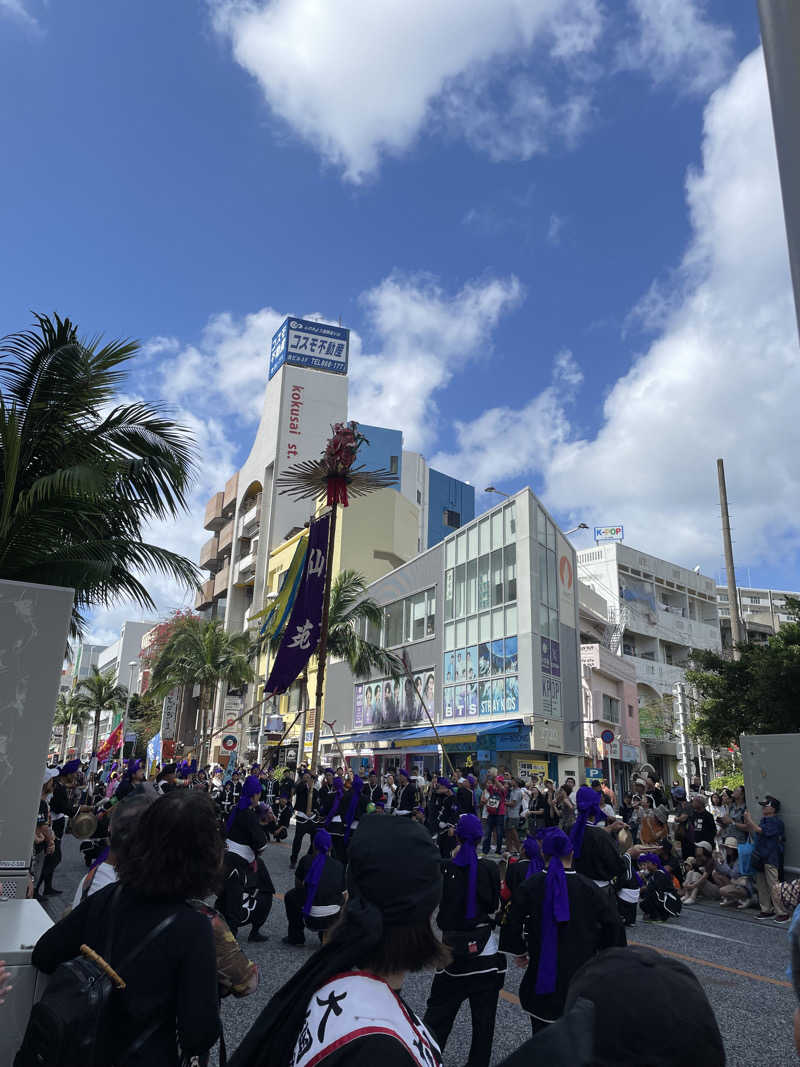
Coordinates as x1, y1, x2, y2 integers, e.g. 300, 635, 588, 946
541, 635, 551, 673
505, 676, 519, 715
455, 685, 466, 718
492, 679, 505, 715
550, 640, 561, 678
542, 675, 562, 719
518, 759, 549, 781
479, 681, 491, 716
354, 669, 434, 728
444, 651, 455, 683
467, 682, 478, 717
556, 533, 576, 628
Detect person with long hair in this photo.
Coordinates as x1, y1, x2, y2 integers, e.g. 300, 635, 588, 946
27, 791, 223, 1066
228, 816, 448, 1067
215, 774, 275, 942
423, 814, 506, 1067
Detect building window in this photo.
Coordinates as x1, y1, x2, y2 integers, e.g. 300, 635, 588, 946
389, 455, 398, 475
602, 694, 621, 723
383, 588, 436, 647
443, 508, 461, 529
628, 704, 634, 718
416, 490, 422, 504
749, 596, 761, 604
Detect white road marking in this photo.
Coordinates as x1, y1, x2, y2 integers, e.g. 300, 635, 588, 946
661, 923, 749, 945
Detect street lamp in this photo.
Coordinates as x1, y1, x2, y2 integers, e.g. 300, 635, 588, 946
121, 660, 138, 760
564, 522, 590, 536
484, 486, 510, 499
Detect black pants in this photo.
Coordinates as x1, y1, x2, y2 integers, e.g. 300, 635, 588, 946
285, 886, 339, 944
290, 820, 315, 863
215, 857, 274, 936
423, 970, 503, 1067
38, 833, 62, 892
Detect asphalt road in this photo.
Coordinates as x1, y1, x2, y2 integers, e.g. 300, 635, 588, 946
47, 834, 798, 1066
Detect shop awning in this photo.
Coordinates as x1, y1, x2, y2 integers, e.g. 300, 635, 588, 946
335, 718, 527, 750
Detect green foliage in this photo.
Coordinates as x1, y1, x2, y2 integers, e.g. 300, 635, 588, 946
710, 773, 744, 793
0, 313, 199, 634
127, 692, 163, 756
74, 665, 129, 754
150, 616, 254, 763
687, 620, 800, 746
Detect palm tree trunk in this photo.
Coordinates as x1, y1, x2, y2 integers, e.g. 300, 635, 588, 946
60, 709, 73, 763
198, 687, 208, 768
91, 707, 101, 755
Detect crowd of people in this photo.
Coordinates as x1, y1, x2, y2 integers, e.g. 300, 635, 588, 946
10, 754, 798, 1065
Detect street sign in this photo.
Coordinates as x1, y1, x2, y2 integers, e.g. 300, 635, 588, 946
585, 768, 604, 780
221, 734, 238, 752
600, 729, 615, 744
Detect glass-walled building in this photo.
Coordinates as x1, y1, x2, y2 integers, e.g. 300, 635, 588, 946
325, 488, 583, 781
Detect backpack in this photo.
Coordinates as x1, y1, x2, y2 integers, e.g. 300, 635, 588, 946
16, 886, 177, 1067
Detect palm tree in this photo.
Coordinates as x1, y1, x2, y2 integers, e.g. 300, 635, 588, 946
75, 665, 129, 755
52, 693, 90, 762
0, 313, 199, 635
150, 617, 254, 766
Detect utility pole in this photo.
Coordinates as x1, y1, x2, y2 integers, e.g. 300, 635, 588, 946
674, 682, 691, 798
717, 459, 744, 659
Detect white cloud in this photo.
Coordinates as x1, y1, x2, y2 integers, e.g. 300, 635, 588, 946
436, 48, 800, 576
430, 350, 580, 492
0, 0, 37, 25
618, 0, 734, 95
350, 273, 523, 451
547, 212, 567, 245
210, 0, 604, 180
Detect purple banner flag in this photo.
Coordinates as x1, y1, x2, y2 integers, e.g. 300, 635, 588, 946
265, 513, 330, 695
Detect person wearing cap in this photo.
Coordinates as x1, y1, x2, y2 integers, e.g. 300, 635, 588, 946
38, 758, 91, 897
423, 814, 505, 1067
215, 774, 275, 942
283, 828, 346, 947
745, 795, 786, 918
638, 852, 682, 921
394, 766, 419, 816
228, 815, 448, 1067
500, 826, 622, 1034
290, 770, 320, 869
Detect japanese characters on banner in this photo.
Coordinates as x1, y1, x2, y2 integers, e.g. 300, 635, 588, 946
265, 513, 330, 695
353, 669, 435, 728
160, 688, 179, 740
269, 316, 350, 380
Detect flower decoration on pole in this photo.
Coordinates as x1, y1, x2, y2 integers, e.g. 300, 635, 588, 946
323, 421, 367, 506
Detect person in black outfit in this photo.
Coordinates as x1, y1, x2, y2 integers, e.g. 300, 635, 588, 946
283, 828, 345, 946
456, 774, 477, 816
319, 775, 346, 858
155, 764, 179, 796
290, 771, 318, 867
394, 767, 418, 816
115, 758, 147, 803
424, 814, 506, 1067
500, 826, 623, 1034
26, 790, 222, 1067
365, 769, 383, 806
688, 795, 717, 850
427, 777, 459, 857
505, 834, 544, 897
639, 852, 682, 921
216, 775, 275, 942
39, 758, 90, 897
570, 786, 627, 929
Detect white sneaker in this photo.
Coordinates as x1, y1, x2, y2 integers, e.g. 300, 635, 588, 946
683, 897, 696, 905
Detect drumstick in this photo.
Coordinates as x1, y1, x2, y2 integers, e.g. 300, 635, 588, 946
79, 945, 126, 989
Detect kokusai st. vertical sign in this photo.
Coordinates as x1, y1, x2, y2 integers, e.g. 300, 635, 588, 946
269, 316, 350, 380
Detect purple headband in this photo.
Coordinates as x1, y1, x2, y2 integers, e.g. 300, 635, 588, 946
523, 835, 544, 878
343, 776, 364, 841
570, 785, 607, 858
225, 774, 261, 832
303, 828, 333, 916
397, 767, 410, 779
437, 777, 453, 790
639, 852, 665, 870
60, 758, 81, 776
536, 828, 572, 996
452, 814, 483, 919
467, 774, 476, 787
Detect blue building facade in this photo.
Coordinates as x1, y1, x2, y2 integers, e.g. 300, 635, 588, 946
427, 467, 475, 548
358, 424, 403, 484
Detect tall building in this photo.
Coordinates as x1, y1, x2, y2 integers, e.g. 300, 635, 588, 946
322, 489, 584, 782
576, 542, 720, 782
717, 584, 800, 648
195, 315, 474, 739
95, 620, 155, 740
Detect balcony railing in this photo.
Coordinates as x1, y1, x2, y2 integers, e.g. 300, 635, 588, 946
235, 552, 256, 586
239, 496, 261, 536
204, 492, 224, 532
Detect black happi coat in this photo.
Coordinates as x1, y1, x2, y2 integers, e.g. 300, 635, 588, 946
394, 781, 418, 815
500, 869, 622, 1022
572, 824, 626, 884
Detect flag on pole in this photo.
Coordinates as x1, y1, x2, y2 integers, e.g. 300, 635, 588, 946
96, 721, 123, 762
249, 532, 309, 640
265, 513, 330, 695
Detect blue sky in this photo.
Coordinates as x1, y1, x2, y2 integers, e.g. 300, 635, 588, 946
1, 0, 797, 642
